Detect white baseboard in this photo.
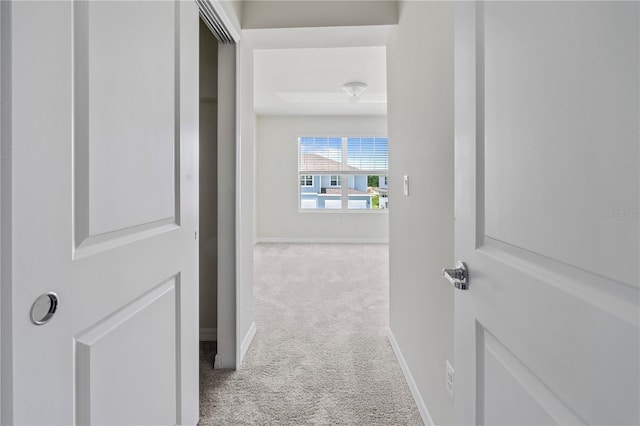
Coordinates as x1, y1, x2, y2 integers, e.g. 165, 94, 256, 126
239, 321, 256, 365
255, 237, 389, 244
213, 353, 223, 369
199, 328, 217, 342
387, 328, 434, 426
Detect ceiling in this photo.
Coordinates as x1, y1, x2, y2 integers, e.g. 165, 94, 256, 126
253, 46, 387, 116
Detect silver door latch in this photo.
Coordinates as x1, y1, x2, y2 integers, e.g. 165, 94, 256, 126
442, 261, 468, 290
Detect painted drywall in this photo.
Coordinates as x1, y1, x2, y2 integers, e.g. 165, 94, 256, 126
387, 2, 455, 425
199, 20, 218, 332
237, 36, 256, 365
256, 115, 389, 243
217, 42, 237, 367
243, 25, 395, 51
242, 1, 397, 29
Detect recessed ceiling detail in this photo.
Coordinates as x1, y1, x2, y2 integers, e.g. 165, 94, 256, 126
254, 46, 387, 116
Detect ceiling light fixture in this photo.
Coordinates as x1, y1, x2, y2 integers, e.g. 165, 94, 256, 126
342, 82, 368, 97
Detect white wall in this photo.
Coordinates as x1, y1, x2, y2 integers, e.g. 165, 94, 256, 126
387, 2, 455, 425
216, 43, 237, 367
256, 115, 388, 243
242, 0, 397, 30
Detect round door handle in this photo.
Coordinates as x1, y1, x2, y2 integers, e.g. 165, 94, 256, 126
30, 292, 59, 325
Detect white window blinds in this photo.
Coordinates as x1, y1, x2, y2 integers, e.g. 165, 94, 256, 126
298, 137, 342, 172
346, 137, 388, 173
298, 137, 388, 174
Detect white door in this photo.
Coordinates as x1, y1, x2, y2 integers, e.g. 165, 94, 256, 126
453, 2, 639, 425
3, 1, 199, 424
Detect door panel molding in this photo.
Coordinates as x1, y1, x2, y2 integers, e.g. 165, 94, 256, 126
471, 264, 639, 426
477, 1, 639, 285
75, 275, 180, 425
478, 324, 585, 425
479, 237, 639, 325
474, 0, 486, 251
73, 219, 178, 260
73, 0, 181, 249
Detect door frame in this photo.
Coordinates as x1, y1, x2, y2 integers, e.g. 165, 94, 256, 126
236, 24, 395, 371
197, 0, 244, 369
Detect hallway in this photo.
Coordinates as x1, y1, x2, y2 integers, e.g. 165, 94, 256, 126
199, 244, 422, 425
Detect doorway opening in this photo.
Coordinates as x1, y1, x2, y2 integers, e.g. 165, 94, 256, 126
198, 17, 219, 361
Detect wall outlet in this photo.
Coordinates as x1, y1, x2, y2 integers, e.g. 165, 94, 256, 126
403, 175, 409, 196
446, 361, 455, 398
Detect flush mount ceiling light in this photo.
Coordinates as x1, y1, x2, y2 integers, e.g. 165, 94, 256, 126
342, 82, 368, 97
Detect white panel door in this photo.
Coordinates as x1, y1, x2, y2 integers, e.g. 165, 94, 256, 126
4, 1, 199, 424
454, 2, 639, 425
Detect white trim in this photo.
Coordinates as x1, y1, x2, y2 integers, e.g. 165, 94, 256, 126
197, 0, 240, 43
239, 321, 256, 366
213, 353, 223, 369
199, 328, 217, 341
255, 237, 389, 244
387, 328, 434, 426
234, 41, 242, 369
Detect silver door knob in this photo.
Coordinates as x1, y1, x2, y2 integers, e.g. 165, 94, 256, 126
30, 292, 59, 325
442, 261, 468, 290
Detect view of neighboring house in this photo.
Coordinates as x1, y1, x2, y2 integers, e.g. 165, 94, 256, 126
300, 172, 372, 209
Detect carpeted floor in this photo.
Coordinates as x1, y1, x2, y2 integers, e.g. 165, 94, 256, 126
199, 243, 423, 425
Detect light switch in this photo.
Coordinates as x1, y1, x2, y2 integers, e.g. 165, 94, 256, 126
403, 175, 409, 196
446, 361, 455, 398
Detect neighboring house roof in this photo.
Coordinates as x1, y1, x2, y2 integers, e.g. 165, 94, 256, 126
299, 154, 361, 172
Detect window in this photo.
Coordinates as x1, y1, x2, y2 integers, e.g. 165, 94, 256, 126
298, 137, 388, 210
300, 175, 314, 187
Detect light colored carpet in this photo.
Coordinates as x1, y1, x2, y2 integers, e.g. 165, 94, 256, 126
199, 244, 423, 425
